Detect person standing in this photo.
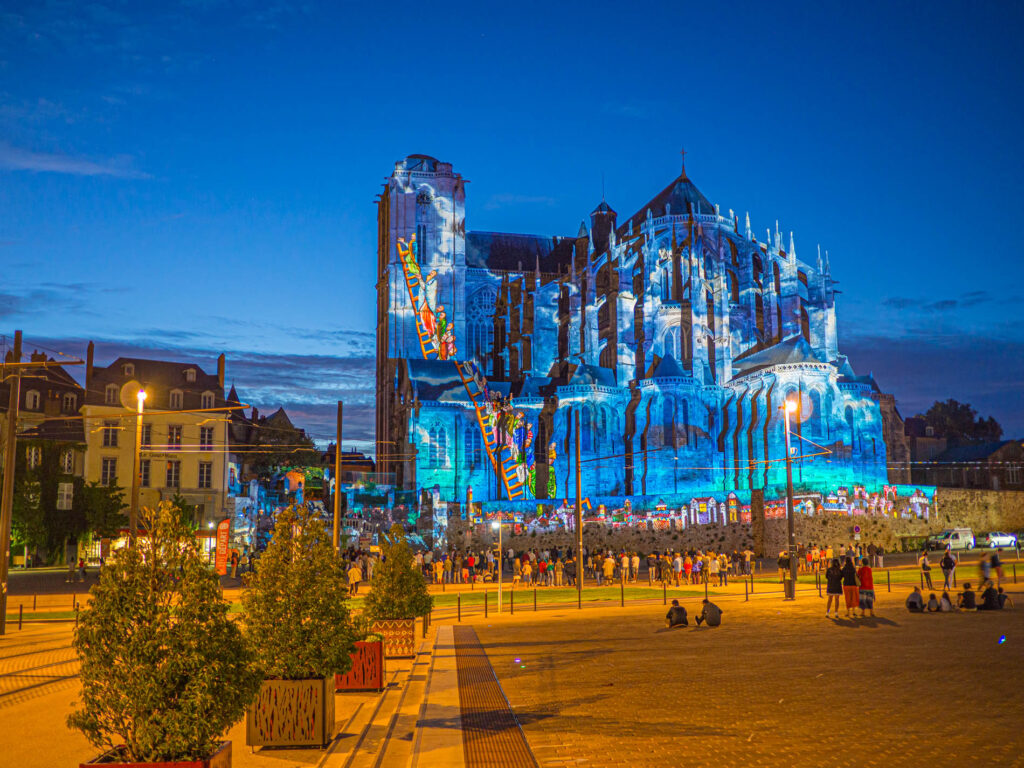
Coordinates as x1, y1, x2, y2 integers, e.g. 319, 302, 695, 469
918, 550, 934, 590
856, 557, 876, 618
522, 560, 533, 587
672, 552, 684, 587
630, 552, 640, 583
708, 554, 721, 587
719, 553, 729, 587
825, 558, 843, 617
647, 552, 658, 584
601, 554, 616, 586
991, 549, 1005, 587
554, 557, 564, 587
347, 560, 362, 596
940, 549, 957, 590
840, 556, 860, 618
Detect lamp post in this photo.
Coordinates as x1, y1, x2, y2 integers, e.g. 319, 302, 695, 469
783, 398, 798, 598
492, 518, 502, 613
130, 388, 146, 548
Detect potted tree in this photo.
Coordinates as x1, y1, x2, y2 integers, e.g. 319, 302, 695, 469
68, 502, 261, 768
241, 504, 355, 748
363, 524, 433, 659
335, 614, 385, 693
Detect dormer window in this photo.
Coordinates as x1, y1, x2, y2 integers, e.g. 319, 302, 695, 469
62, 392, 77, 413
201, 391, 215, 410
184, 368, 196, 383
25, 390, 40, 410
105, 384, 119, 405
122, 363, 135, 377
169, 389, 184, 410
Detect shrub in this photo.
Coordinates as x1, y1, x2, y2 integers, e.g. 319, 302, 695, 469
242, 504, 355, 680
363, 524, 433, 621
67, 502, 261, 763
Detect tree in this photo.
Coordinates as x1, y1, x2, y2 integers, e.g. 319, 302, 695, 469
363, 523, 433, 621
68, 502, 262, 762
918, 399, 1004, 443
241, 504, 355, 679
76, 480, 127, 540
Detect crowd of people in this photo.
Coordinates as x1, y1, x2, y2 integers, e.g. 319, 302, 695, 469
906, 581, 1013, 612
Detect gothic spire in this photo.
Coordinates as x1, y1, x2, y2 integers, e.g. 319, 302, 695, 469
745, 211, 752, 240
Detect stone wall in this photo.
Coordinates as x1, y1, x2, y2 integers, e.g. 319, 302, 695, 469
443, 488, 1024, 556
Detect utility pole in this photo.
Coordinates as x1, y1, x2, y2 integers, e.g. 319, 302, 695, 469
333, 400, 342, 554
0, 330, 23, 636
129, 388, 147, 548
783, 400, 798, 599
574, 410, 582, 608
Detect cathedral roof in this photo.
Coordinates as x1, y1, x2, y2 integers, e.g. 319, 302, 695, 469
591, 200, 616, 215
619, 173, 716, 235
733, 336, 825, 376
466, 231, 576, 272
651, 354, 686, 379
567, 363, 616, 388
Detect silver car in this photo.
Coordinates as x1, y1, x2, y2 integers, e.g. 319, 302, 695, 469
982, 531, 1018, 548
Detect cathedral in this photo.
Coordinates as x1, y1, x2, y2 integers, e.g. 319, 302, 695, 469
374, 154, 899, 511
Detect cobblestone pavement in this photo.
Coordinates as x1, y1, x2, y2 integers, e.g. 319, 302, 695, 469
474, 589, 1024, 768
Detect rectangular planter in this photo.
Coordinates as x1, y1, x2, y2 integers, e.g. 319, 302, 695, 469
245, 677, 335, 748
81, 740, 231, 768
372, 618, 416, 659
335, 640, 385, 692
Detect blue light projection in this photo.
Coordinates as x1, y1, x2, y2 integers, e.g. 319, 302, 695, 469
376, 154, 928, 537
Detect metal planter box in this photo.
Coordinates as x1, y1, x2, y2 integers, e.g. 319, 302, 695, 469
245, 677, 335, 748
335, 640, 385, 692
371, 618, 416, 659
80, 741, 231, 768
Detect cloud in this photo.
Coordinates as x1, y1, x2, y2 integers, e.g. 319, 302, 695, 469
882, 297, 916, 310
923, 299, 958, 312
0, 141, 150, 179
482, 193, 558, 211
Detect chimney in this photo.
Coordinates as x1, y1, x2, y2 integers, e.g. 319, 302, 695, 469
86, 341, 94, 389
217, 353, 225, 391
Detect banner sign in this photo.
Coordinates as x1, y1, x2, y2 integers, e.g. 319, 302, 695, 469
214, 518, 231, 575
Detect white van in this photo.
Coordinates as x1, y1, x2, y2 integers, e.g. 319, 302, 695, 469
926, 528, 975, 551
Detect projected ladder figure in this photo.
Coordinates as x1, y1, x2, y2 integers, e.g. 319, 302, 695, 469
396, 234, 439, 360
454, 360, 525, 500
396, 234, 526, 501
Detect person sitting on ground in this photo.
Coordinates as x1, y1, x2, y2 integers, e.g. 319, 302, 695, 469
940, 591, 954, 612
958, 583, 977, 611
997, 587, 1013, 609
694, 599, 723, 627
978, 580, 1001, 611
926, 593, 939, 612
665, 599, 688, 628
905, 586, 925, 612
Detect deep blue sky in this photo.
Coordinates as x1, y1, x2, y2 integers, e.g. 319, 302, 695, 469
2, 0, 1022, 449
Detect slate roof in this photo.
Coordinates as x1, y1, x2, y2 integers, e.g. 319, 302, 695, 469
733, 336, 825, 376
618, 173, 716, 235
652, 354, 686, 379
932, 441, 1015, 462
466, 232, 576, 272
567, 363, 617, 388
87, 357, 225, 411
21, 418, 85, 443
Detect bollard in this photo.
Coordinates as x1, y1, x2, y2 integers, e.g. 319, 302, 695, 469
19, 604, 23, 630
920, 573, 924, 589
484, 591, 488, 618
745, 580, 749, 601
471, 578, 474, 591
887, 570, 891, 593
511, 588, 515, 615
705, 580, 709, 600
33, 594, 37, 611
75, 605, 79, 627
1014, 563, 1018, 584
534, 587, 537, 612
72, 594, 75, 610
457, 594, 461, 622
750, 571, 754, 594
663, 582, 667, 605
620, 580, 625, 607
422, 615, 427, 638
817, 573, 822, 598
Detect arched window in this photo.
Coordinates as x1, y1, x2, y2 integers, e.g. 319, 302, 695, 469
582, 408, 593, 452
773, 262, 781, 293
467, 289, 497, 360
464, 427, 482, 469
681, 399, 690, 445
754, 293, 765, 337
845, 406, 856, 451
809, 390, 823, 437
25, 390, 40, 410
752, 255, 763, 287
662, 397, 675, 449
800, 305, 811, 343
727, 269, 739, 304
201, 391, 215, 410
428, 426, 447, 468
598, 409, 607, 439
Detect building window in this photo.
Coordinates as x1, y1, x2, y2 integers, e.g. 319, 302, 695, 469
105, 384, 119, 405
200, 426, 214, 451
184, 368, 196, 383
141, 423, 152, 448
26, 445, 41, 469
25, 390, 40, 410
167, 425, 182, 450
1009, 465, 1022, 485
122, 363, 134, 376
464, 427, 482, 469
60, 450, 74, 474
428, 426, 447, 468
166, 460, 181, 488
467, 289, 497, 360
57, 482, 73, 510
201, 391, 215, 410
62, 392, 77, 413
101, 457, 117, 486
102, 421, 119, 448
169, 389, 184, 409
198, 462, 212, 489
140, 459, 150, 488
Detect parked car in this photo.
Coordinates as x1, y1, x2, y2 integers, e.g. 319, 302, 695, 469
982, 531, 1018, 548
926, 528, 975, 551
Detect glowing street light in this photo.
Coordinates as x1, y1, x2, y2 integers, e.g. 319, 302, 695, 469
782, 397, 798, 598
492, 518, 503, 613
129, 389, 147, 548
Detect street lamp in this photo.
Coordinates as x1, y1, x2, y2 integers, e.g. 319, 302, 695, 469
129, 389, 147, 548
783, 398, 798, 598
492, 517, 502, 614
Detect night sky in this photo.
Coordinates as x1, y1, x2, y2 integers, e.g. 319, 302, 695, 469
2, 0, 1022, 450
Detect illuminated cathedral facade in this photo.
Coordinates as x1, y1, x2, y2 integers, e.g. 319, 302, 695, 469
375, 154, 896, 507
